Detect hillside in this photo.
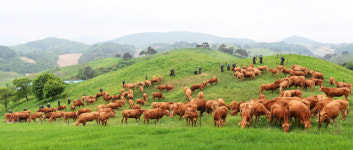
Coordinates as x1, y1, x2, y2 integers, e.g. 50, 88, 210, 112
109, 31, 256, 48
1, 48, 353, 149
0, 71, 23, 87
11, 37, 89, 54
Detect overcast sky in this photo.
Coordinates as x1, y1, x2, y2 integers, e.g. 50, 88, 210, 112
1, 0, 353, 45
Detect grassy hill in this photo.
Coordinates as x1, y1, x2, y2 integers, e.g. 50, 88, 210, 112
1, 48, 352, 149
0, 71, 23, 87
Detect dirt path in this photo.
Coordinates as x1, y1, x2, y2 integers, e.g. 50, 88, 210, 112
57, 53, 83, 67
20, 57, 36, 64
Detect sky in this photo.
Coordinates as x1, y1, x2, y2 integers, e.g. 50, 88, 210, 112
1, 0, 353, 45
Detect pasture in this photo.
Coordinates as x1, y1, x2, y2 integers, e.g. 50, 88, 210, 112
1, 48, 353, 149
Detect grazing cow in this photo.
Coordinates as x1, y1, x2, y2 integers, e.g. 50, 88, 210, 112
279, 89, 303, 98
97, 108, 114, 114
166, 84, 175, 91
289, 77, 305, 90
336, 81, 352, 91
64, 112, 77, 122
183, 106, 198, 127
281, 68, 292, 76
197, 92, 204, 99
136, 99, 146, 105
74, 112, 100, 126
48, 112, 64, 123
57, 105, 66, 111
184, 86, 192, 100
230, 101, 238, 116
214, 106, 228, 128
270, 102, 291, 132
238, 104, 254, 128
243, 71, 255, 79
5, 113, 11, 123
288, 100, 311, 129
259, 94, 266, 100
329, 77, 336, 86
335, 99, 349, 120
235, 72, 244, 80
311, 71, 324, 80
140, 94, 147, 102
253, 68, 262, 77
121, 109, 145, 123
307, 78, 323, 87
208, 77, 218, 86
317, 101, 340, 128
250, 102, 271, 122
30, 112, 43, 122
279, 79, 290, 91
71, 105, 76, 111
202, 81, 208, 88
170, 103, 197, 120
151, 78, 159, 85
140, 86, 144, 93
190, 84, 203, 93
137, 81, 145, 87
78, 108, 92, 115
145, 80, 152, 87
10, 111, 31, 123
43, 112, 53, 121
259, 83, 280, 94
132, 104, 141, 109
152, 92, 165, 101
128, 100, 134, 108
155, 85, 167, 92
158, 76, 163, 81
269, 68, 280, 78
304, 95, 319, 109
304, 79, 315, 91
100, 111, 116, 126
309, 98, 333, 118
190, 98, 207, 116
107, 102, 122, 110
73, 99, 84, 108
143, 108, 170, 124
319, 86, 350, 100
257, 65, 268, 72
205, 100, 219, 114
289, 71, 305, 77
277, 65, 285, 70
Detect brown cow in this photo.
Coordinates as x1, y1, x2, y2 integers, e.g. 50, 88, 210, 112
107, 102, 122, 110
270, 102, 291, 132
205, 100, 219, 114
250, 102, 270, 122
145, 80, 151, 87
140, 86, 144, 93
257, 65, 268, 72
329, 77, 336, 86
100, 111, 116, 126
166, 84, 174, 92
132, 104, 141, 109
48, 112, 64, 123
208, 77, 218, 85
197, 92, 204, 99
279, 79, 290, 91
183, 106, 198, 127
143, 93, 148, 101
238, 104, 254, 128
30, 112, 43, 122
288, 100, 311, 129
78, 108, 92, 115
128, 100, 134, 108
319, 86, 350, 100
37, 108, 57, 114
279, 89, 303, 98
151, 78, 159, 85
259, 83, 279, 94
184, 86, 192, 100
311, 71, 324, 80
5, 113, 11, 123
336, 81, 352, 91
155, 85, 167, 91
64, 111, 77, 122
152, 92, 165, 101
190, 98, 206, 116
230, 101, 238, 116
10, 111, 31, 123
335, 99, 349, 120
136, 99, 146, 105
190, 84, 203, 93
71, 105, 76, 111
243, 71, 255, 79
143, 108, 170, 124
43, 112, 53, 121
317, 101, 340, 128
309, 98, 333, 118
73, 99, 84, 108
214, 106, 228, 128
170, 103, 197, 120
202, 81, 208, 88
269, 68, 280, 78
57, 105, 67, 111
307, 78, 323, 87
121, 109, 145, 123
74, 112, 100, 126
304, 79, 315, 91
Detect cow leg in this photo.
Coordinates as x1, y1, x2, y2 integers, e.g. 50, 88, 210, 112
121, 116, 124, 123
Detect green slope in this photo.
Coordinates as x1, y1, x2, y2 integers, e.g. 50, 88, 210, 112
1, 48, 352, 149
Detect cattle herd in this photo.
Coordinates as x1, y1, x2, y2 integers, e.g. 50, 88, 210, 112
4, 64, 352, 132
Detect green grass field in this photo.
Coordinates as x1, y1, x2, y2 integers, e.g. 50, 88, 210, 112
1, 48, 353, 149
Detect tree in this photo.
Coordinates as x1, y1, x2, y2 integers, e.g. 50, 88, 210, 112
146, 47, 157, 55
344, 61, 353, 70
139, 50, 146, 56
123, 52, 133, 60
115, 53, 121, 58
43, 79, 66, 100
83, 66, 95, 79
235, 49, 248, 57
0, 85, 15, 110
12, 77, 32, 101
31, 73, 64, 100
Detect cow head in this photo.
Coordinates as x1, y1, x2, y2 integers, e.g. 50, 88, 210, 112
164, 110, 170, 117
282, 123, 291, 132
303, 120, 312, 129
238, 120, 247, 129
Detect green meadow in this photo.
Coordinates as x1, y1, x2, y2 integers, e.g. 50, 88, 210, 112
1, 48, 352, 149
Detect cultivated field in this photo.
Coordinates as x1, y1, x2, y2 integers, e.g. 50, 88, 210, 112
1, 48, 352, 149
57, 53, 83, 67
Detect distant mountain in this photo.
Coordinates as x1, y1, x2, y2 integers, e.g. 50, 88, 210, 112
11, 37, 89, 55
282, 36, 321, 46
109, 31, 256, 48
